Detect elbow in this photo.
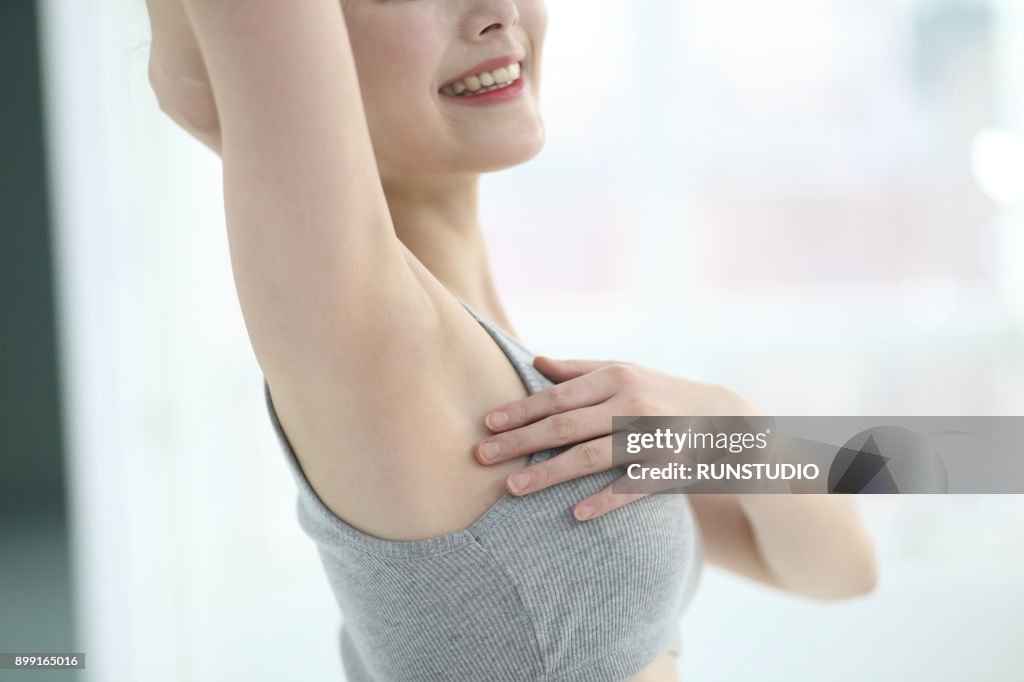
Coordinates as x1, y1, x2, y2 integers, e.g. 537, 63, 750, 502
806, 500, 881, 601
148, 60, 222, 145
154, 90, 220, 140
855, 549, 881, 596
829, 560, 879, 601
806, 542, 880, 602
764, 528, 880, 602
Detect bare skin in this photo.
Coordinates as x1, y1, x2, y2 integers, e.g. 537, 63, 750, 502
147, 1, 875, 680
148, 1, 683, 677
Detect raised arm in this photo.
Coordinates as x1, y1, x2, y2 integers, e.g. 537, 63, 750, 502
146, 0, 221, 154
176, 0, 435, 380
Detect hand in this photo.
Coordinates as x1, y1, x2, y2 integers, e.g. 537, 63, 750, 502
474, 357, 762, 521
145, 0, 222, 154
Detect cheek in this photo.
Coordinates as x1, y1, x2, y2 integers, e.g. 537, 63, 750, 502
347, 20, 446, 168
350, 17, 441, 101
354, 29, 442, 148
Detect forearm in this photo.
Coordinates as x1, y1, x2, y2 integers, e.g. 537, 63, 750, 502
736, 493, 879, 600
179, 0, 370, 167
145, 0, 221, 152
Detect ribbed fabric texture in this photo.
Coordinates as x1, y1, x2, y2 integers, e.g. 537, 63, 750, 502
264, 300, 703, 681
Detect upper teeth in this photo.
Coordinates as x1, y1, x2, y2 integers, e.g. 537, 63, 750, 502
440, 62, 522, 96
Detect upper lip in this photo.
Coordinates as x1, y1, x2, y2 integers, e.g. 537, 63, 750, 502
439, 50, 526, 90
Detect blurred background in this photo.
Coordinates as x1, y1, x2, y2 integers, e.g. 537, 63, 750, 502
2, 0, 1023, 679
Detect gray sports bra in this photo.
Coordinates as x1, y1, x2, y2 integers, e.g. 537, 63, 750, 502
263, 300, 703, 681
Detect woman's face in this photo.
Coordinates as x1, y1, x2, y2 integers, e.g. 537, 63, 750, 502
341, 0, 547, 183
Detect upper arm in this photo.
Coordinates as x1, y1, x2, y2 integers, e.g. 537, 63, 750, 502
687, 493, 782, 591
179, 0, 430, 379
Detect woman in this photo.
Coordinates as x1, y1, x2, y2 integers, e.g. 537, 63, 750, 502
145, 1, 879, 680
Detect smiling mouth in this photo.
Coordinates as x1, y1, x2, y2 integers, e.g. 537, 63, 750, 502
439, 62, 523, 97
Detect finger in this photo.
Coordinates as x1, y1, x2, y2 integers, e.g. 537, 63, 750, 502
505, 435, 614, 495
485, 362, 636, 433
572, 478, 650, 521
477, 400, 618, 465
532, 356, 623, 382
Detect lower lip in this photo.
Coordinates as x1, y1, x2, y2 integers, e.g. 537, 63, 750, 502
439, 75, 526, 106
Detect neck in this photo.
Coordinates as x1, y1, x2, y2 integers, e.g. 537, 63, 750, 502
381, 173, 517, 337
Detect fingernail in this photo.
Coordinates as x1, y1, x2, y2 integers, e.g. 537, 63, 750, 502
480, 441, 500, 461
487, 411, 509, 428
575, 505, 593, 520
508, 472, 530, 493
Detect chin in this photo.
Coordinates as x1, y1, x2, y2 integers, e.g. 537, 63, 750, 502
470, 126, 547, 173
